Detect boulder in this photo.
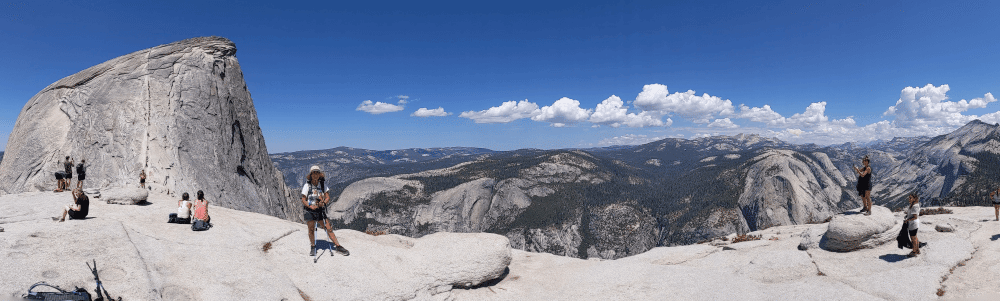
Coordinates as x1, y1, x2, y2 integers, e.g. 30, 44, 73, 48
935, 223, 955, 232
821, 206, 898, 252
102, 187, 148, 205
0, 37, 296, 222
797, 223, 828, 250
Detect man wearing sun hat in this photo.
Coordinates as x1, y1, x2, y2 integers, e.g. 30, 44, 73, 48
302, 165, 349, 256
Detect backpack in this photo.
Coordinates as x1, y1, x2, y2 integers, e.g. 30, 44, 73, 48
192, 219, 212, 231
76, 163, 86, 175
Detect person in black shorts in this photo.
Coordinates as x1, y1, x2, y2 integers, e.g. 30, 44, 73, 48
56, 188, 90, 222
989, 187, 1000, 221
54, 169, 65, 192
63, 156, 74, 191
853, 155, 873, 216
302, 166, 348, 256
139, 170, 146, 189
76, 159, 87, 190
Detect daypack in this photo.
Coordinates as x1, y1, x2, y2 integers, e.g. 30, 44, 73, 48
896, 219, 912, 249
192, 219, 212, 231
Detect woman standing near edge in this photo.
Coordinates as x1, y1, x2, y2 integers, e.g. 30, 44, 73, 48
989, 187, 1000, 221
905, 192, 921, 257
302, 166, 349, 257
854, 155, 873, 216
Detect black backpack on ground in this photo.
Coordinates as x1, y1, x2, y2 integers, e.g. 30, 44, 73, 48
192, 219, 212, 231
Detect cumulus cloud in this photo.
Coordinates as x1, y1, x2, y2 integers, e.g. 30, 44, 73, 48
633, 84, 735, 123
530, 97, 593, 126
597, 134, 668, 146
411, 107, 451, 117
737, 104, 785, 126
459, 100, 540, 123
357, 100, 405, 114
884, 84, 997, 127
588, 95, 668, 127
707, 118, 739, 129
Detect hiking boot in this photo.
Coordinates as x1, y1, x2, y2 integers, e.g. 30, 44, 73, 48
864, 211, 871, 216
335, 245, 350, 256
310, 245, 317, 256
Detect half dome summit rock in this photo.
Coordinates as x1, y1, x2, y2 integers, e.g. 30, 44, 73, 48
0, 37, 297, 221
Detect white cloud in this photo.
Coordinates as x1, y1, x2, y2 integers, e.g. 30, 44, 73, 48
588, 95, 667, 128
597, 134, 668, 146
411, 107, 451, 117
633, 84, 735, 122
786, 102, 829, 127
357, 100, 405, 114
396, 95, 410, 100
531, 97, 593, 125
459, 100, 540, 123
707, 118, 739, 129
737, 104, 785, 126
884, 84, 996, 127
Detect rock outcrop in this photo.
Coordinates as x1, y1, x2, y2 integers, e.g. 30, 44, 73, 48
821, 206, 898, 252
0, 191, 510, 300
102, 187, 148, 205
0, 37, 296, 221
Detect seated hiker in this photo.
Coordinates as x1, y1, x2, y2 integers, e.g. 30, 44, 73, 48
56, 188, 90, 222
168, 192, 193, 224
302, 166, 349, 256
192, 190, 211, 222
54, 170, 65, 192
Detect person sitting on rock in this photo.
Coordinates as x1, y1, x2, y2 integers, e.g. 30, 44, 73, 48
302, 166, 349, 256
139, 170, 146, 189
64, 156, 74, 191
192, 190, 210, 224
990, 187, 1000, 221
905, 192, 921, 257
55, 188, 90, 222
168, 192, 193, 224
76, 159, 87, 190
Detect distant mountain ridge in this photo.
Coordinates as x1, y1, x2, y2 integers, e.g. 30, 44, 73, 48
269, 120, 1000, 259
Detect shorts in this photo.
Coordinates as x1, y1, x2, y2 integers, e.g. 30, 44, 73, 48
55, 172, 64, 180
78, 174, 86, 181
68, 210, 86, 220
908, 229, 918, 237
304, 209, 327, 221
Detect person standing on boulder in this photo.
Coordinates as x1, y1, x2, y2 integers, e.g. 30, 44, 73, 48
905, 192, 921, 257
989, 187, 1000, 221
139, 170, 146, 189
302, 166, 349, 256
55, 188, 89, 222
76, 159, 87, 190
853, 155, 873, 216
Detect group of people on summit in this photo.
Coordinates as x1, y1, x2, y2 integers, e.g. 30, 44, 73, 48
853, 155, 922, 257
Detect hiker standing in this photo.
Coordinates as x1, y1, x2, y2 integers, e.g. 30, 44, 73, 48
63, 157, 74, 191
989, 187, 1000, 221
905, 193, 921, 257
854, 155, 873, 215
76, 159, 87, 190
139, 170, 146, 189
302, 166, 349, 256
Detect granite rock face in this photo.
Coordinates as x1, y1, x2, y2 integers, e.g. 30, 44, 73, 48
821, 206, 898, 252
0, 37, 296, 221
102, 187, 148, 205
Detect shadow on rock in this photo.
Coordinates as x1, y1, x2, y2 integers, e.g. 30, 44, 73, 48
879, 254, 908, 262
991, 234, 1000, 241
455, 267, 509, 289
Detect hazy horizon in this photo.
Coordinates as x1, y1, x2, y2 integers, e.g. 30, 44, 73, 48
2, 1, 998, 153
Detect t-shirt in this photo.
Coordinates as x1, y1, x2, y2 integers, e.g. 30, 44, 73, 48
70, 194, 89, 219
302, 183, 329, 209
177, 200, 192, 219
64, 161, 74, 175
76, 163, 86, 176
907, 203, 920, 230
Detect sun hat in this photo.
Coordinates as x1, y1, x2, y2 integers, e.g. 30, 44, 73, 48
310, 165, 321, 172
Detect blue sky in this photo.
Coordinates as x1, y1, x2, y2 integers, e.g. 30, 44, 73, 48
1, 0, 998, 153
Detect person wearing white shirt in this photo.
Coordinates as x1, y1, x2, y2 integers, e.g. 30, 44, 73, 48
905, 193, 921, 257
301, 166, 349, 257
